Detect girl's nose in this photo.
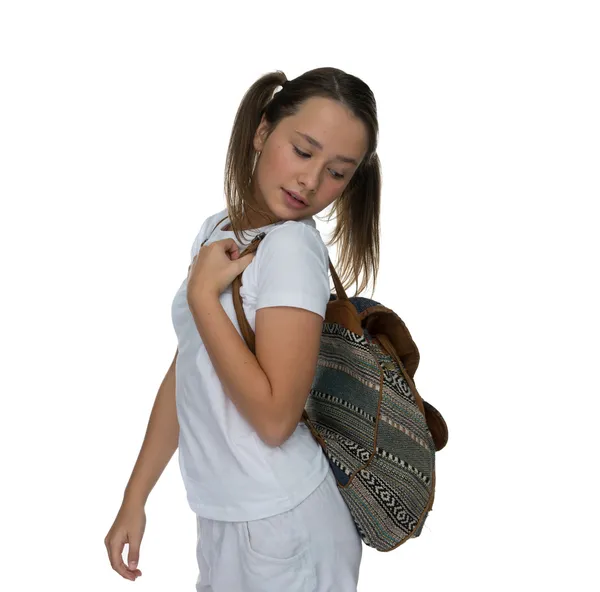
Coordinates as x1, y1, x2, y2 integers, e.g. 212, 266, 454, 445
297, 167, 320, 193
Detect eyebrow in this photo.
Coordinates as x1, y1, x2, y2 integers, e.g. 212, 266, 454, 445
294, 130, 359, 166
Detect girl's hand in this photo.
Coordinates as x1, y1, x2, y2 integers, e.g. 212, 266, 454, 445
104, 502, 146, 581
187, 238, 255, 303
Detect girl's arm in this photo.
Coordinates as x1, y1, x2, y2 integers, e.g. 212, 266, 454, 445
122, 349, 180, 507
188, 294, 322, 447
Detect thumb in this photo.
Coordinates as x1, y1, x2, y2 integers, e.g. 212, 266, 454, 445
128, 539, 141, 570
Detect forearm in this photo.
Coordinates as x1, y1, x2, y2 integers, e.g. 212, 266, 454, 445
188, 292, 277, 445
123, 354, 180, 507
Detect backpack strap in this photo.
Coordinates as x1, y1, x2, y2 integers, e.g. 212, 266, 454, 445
360, 305, 420, 378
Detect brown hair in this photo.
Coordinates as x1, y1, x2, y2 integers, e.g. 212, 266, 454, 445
223, 67, 381, 297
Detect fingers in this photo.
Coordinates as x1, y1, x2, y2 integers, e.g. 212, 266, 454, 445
105, 534, 142, 581
225, 240, 240, 259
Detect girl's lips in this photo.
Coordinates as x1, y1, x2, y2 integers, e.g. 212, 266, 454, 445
282, 188, 309, 209
283, 189, 307, 205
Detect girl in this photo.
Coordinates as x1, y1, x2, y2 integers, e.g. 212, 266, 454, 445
105, 66, 381, 591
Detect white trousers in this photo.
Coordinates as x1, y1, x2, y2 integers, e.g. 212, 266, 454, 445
195, 468, 363, 591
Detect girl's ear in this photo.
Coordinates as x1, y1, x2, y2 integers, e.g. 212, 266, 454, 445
253, 115, 270, 152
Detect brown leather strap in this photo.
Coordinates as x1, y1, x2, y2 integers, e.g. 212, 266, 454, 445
328, 259, 347, 300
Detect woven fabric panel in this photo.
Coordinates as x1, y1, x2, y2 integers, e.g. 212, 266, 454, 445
305, 317, 436, 551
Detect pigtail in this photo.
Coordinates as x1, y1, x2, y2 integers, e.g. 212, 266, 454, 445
327, 152, 381, 297
224, 71, 287, 244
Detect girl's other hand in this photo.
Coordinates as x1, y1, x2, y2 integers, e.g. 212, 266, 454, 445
104, 502, 146, 581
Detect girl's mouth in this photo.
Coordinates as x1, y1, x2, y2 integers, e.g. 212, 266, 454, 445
283, 189, 309, 209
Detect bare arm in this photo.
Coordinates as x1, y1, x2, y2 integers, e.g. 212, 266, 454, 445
188, 294, 322, 448
122, 349, 180, 508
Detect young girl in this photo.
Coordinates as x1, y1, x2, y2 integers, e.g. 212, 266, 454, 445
105, 66, 381, 591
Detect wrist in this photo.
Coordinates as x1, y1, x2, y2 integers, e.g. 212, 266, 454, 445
187, 286, 219, 310
122, 489, 147, 510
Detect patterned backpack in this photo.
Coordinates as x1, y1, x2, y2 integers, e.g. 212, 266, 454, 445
221, 222, 448, 552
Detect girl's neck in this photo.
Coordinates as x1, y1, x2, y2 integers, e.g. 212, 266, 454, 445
224, 207, 280, 232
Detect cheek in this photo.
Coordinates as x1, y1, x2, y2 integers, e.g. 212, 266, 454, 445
255, 146, 288, 190
318, 186, 341, 209
270, 142, 294, 172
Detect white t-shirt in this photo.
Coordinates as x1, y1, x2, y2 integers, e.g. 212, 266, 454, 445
170, 208, 332, 521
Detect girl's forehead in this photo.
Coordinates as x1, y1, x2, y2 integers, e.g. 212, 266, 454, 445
281, 99, 368, 160
292, 96, 354, 122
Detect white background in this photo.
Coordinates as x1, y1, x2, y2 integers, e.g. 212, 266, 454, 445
1, 1, 598, 590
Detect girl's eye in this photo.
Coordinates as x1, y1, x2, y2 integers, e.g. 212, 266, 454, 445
293, 146, 345, 180
293, 146, 310, 159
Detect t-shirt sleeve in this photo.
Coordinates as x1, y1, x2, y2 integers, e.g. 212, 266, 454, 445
255, 223, 331, 320
189, 211, 225, 263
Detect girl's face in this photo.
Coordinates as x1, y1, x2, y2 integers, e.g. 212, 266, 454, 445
249, 96, 369, 226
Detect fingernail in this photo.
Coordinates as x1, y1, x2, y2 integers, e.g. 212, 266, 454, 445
129, 561, 137, 569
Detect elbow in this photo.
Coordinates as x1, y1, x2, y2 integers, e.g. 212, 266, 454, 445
259, 427, 287, 448
259, 420, 295, 448
255, 390, 301, 448
260, 432, 283, 448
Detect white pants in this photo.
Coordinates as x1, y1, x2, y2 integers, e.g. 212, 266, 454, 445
195, 468, 363, 591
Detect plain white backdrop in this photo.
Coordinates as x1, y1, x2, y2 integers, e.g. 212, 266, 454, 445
1, 1, 598, 590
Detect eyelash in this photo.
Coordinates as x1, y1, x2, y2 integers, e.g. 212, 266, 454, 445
293, 146, 345, 179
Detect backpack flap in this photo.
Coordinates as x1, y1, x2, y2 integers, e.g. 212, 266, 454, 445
324, 298, 363, 335
423, 400, 449, 452
360, 306, 420, 379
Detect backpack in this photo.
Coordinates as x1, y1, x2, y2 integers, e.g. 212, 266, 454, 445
206, 217, 449, 552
